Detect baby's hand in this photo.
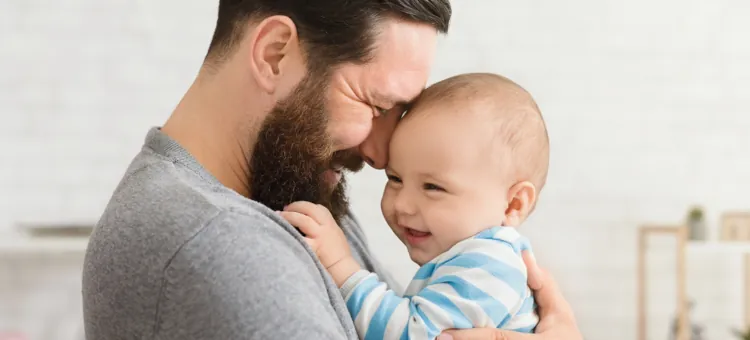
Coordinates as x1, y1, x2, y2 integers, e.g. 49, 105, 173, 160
279, 201, 352, 270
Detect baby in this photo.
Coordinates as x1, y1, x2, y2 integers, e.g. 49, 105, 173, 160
280, 73, 550, 339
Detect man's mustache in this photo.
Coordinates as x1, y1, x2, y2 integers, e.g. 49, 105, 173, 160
330, 149, 365, 172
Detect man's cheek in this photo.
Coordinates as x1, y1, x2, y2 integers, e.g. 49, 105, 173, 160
333, 125, 371, 152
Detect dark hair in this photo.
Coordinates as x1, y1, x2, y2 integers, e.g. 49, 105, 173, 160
205, 0, 451, 69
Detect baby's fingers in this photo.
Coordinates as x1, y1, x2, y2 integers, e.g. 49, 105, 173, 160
278, 211, 320, 237
284, 201, 335, 226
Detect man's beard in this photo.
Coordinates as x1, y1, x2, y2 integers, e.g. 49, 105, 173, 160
249, 73, 364, 223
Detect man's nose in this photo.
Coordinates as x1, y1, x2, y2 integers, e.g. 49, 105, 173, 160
358, 110, 400, 169
358, 133, 388, 169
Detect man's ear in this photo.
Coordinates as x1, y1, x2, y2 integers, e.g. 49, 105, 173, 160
504, 181, 537, 227
247, 15, 300, 94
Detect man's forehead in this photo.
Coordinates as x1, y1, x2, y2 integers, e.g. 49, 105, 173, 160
369, 18, 437, 105
370, 54, 431, 106
375, 18, 438, 59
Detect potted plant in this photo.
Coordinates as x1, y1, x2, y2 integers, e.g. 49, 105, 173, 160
686, 206, 706, 241
733, 326, 750, 340
668, 300, 704, 340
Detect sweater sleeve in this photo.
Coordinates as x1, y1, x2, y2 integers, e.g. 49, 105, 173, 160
339, 238, 533, 340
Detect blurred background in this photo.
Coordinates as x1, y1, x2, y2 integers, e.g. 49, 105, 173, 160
1, 1, 749, 339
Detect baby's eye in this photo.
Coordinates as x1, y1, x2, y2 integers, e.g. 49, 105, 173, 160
387, 174, 402, 183
423, 183, 446, 192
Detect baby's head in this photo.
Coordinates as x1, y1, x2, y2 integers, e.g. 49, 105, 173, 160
380, 73, 549, 265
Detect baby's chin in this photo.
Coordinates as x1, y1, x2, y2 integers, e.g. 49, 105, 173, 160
406, 247, 436, 266
409, 254, 425, 266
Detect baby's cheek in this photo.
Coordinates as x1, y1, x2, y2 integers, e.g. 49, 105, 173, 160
438, 228, 467, 252
426, 214, 459, 250
380, 189, 393, 217
432, 212, 480, 249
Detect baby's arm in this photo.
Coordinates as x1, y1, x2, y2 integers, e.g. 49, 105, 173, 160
278, 201, 363, 286
341, 239, 536, 339
278, 202, 535, 340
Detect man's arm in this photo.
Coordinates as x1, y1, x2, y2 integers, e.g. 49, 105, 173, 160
153, 211, 352, 340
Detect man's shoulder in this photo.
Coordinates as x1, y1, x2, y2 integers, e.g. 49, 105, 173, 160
83, 148, 355, 340
165, 208, 321, 282
87, 148, 295, 270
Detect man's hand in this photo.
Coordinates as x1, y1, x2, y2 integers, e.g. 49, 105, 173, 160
437, 251, 582, 340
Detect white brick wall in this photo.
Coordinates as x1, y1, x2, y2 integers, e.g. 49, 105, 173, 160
2, 1, 749, 339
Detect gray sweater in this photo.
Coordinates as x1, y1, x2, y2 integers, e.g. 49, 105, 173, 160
82, 127, 398, 340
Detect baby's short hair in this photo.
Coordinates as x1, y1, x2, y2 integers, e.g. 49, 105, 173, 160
409, 73, 550, 192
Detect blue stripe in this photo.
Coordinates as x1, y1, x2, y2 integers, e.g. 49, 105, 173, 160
364, 291, 404, 340
474, 227, 500, 240
399, 323, 409, 340
438, 253, 527, 296
511, 324, 536, 333
431, 275, 510, 326
474, 227, 530, 254
418, 287, 473, 329
517, 236, 532, 252
413, 262, 436, 280
413, 301, 441, 339
503, 235, 531, 254
517, 297, 535, 315
346, 276, 382, 322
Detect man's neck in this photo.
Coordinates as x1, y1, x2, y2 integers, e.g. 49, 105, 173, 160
162, 65, 266, 198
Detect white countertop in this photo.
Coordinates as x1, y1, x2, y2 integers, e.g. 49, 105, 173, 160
0, 232, 89, 255
687, 240, 750, 253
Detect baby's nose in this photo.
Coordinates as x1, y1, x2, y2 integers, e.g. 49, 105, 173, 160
393, 191, 417, 216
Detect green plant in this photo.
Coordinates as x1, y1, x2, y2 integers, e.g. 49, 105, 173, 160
733, 326, 750, 340
687, 206, 704, 222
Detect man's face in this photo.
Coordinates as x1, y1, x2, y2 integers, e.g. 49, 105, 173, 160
250, 18, 437, 221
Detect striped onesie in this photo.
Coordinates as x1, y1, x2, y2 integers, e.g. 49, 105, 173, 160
340, 226, 538, 340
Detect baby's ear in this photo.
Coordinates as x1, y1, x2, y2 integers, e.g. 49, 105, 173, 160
504, 181, 537, 227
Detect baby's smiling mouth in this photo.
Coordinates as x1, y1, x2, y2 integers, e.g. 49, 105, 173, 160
403, 227, 431, 245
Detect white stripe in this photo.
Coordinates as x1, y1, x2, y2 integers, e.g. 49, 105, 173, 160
503, 312, 539, 330
407, 317, 429, 339
432, 266, 521, 311
382, 300, 410, 339
341, 271, 375, 302
353, 282, 388, 339
427, 282, 493, 327
411, 292, 457, 332
492, 227, 521, 244
507, 290, 533, 316
404, 278, 428, 297
456, 241, 527, 274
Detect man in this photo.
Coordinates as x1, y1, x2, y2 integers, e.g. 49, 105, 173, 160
82, 1, 581, 339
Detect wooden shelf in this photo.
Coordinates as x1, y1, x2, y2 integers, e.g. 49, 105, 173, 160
637, 225, 689, 340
